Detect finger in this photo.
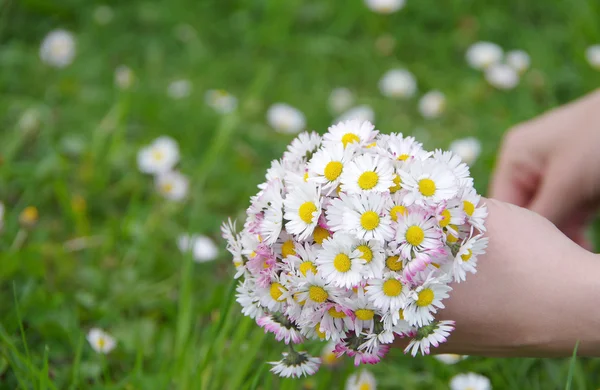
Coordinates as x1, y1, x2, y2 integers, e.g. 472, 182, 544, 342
489, 159, 537, 207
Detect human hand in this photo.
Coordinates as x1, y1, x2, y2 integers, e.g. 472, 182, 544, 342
489, 89, 600, 248
418, 199, 600, 357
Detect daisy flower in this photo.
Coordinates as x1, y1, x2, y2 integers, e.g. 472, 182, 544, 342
378, 69, 417, 99
283, 183, 322, 240
340, 154, 394, 194
286, 242, 319, 277
449, 372, 492, 390
343, 193, 394, 241
465, 41, 503, 70
323, 120, 378, 149
167, 79, 192, 99
404, 275, 452, 327
257, 312, 304, 344
364, 0, 405, 14
259, 276, 293, 312
418, 91, 446, 119
87, 328, 116, 354
205, 89, 238, 114
284, 132, 322, 163
586, 45, 600, 70
449, 137, 482, 166
308, 143, 356, 194
452, 233, 489, 282
400, 159, 458, 206
293, 271, 338, 308
335, 105, 375, 125
344, 288, 378, 335
404, 320, 455, 356
366, 272, 408, 312
177, 234, 219, 263
267, 103, 306, 134
485, 63, 519, 90
236, 278, 264, 319
382, 133, 430, 163
315, 302, 355, 341
434, 354, 466, 364
114, 65, 134, 90
316, 233, 364, 288
329, 87, 355, 114
40, 29, 76, 68
460, 188, 488, 232
269, 350, 321, 378
393, 209, 443, 261
506, 50, 531, 74
346, 369, 377, 390
155, 171, 189, 201
433, 150, 473, 188
321, 340, 342, 367
354, 239, 385, 279
137, 136, 180, 175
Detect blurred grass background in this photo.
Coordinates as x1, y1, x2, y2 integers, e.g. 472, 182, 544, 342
1, 0, 600, 388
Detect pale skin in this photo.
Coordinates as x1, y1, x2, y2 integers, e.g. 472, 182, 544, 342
398, 90, 600, 357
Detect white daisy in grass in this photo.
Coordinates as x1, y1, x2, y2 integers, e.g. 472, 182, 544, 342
137, 136, 180, 175
114, 65, 134, 90
204, 89, 238, 114
460, 187, 487, 232
177, 234, 218, 263
221, 219, 245, 276
404, 320, 455, 356
273, 230, 298, 260
315, 303, 355, 341
321, 340, 342, 367
93, 5, 114, 25
448, 137, 482, 167
269, 350, 320, 378
40, 29, 76, 68
329, 87, 354, 114
344, 287, 378, 335
394, 208, 443, 260
450, 372, 491, 390
87, 328, 116, 354
366, 271, 409, 312
381, 133, 430, 163
340, 153, 394, 194
354, 239, 385, 279
485, 63, 519, 90
418, 91, 446, 119
155, 171, 189, 201
343, 193, 394, 241
506, 49, 531, 74
452, 233, 488, 282
365, 0, 405, 14
335, 105, 375, 125
267, 103, 306, 134
283, 182, 322, 240
283, 132, 322, 163
404, 275, 452, 327
379, 69, 417, 99
434, 353, 466, 365
316, 233, 364, 289
324, 119, 378, 149
257, 312, 304, 345
465, 41, 503, 70
399, 159, 458, 206
308, 143, 356, 194
259, 275, 293, 312
285, 242, 319, 277
346, 369, 377, 390
167, 79, 192, 99
586, 45, 600, 70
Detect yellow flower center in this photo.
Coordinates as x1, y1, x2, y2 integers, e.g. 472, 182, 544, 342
303, 171, 309, 182
366, 142, 377, 148
359, 383, 372, 390
282, 240, 296, 258
439, 209, 451, 227
324, 161, 343, 181
383, 279, 402, 297
416, 288, 434, 307
356, 245, 373, 263
323, 351, 338, 365
390, 205, 407, 222
333, 253, 351, 272
161, 182, 174, 193
233, 260, 242, 268
358, 171, 379, 190
20, 206, 39, 225
313, 226, 330, 244
341, 133, 360, 147
397, 153, 410, 161
418, 178, 436, 197
389, 174, 402, 193
446, 225, 459, 243
298, 201, 317, 224
299, 261, 317, 276
406, 225, 425, 246
360, 211, 380, 230
328, 307, 346, 318
398, 309, 405, 320
97, 337, 106, 349
152, 149, 164, 161
355, 309, 375, 321
315, 323, 326, 339
463, 200, 475, 216
386, 255, 402, 271
461, 249, 472, 262
309, 286, 329, 303
270, 282, 286, 301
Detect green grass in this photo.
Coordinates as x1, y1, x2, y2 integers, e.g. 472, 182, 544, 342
1, 0, 600, 388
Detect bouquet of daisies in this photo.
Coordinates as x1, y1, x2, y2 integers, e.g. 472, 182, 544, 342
222, 120, 488, 378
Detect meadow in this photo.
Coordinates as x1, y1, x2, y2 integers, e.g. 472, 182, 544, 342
1, 0, 600, 388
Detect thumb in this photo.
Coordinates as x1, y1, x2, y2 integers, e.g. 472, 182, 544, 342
528, 160, 581, 227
